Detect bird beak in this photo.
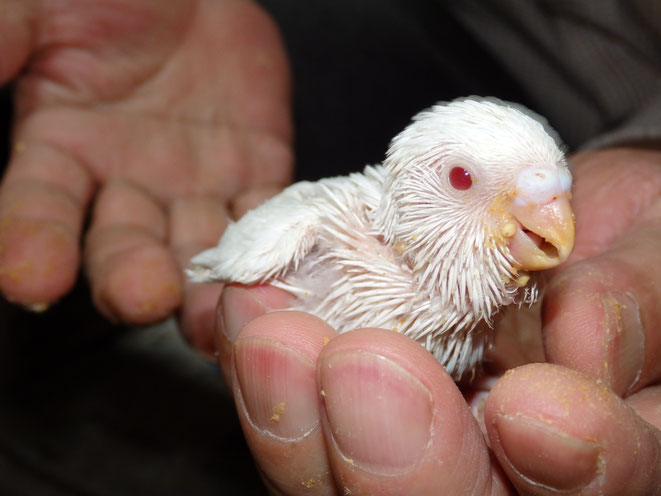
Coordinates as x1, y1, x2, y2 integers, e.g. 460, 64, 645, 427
504, 192, 575, 270
494, 167, 575, 271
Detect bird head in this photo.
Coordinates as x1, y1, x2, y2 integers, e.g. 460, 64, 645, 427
376, 97, 574, 322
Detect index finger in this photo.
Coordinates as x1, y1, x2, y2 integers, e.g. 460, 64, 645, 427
542, 148, 661, 396
543, 222, 661, 397
318, 328, 510, 496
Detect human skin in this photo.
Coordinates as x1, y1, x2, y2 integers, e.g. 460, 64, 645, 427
0, 0, 292, 352
0, 1, 660, 494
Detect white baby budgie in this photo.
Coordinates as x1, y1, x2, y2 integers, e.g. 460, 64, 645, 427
188, 97, 575, 380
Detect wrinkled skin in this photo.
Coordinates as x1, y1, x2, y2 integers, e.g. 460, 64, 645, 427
0, 0, 292, 350
1, 1, 660, 495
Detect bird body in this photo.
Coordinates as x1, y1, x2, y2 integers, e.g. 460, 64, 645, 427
189, 97, 575, 379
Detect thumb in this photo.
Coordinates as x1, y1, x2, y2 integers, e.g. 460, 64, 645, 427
487, 364, 661, 495
318, 328, 509, 495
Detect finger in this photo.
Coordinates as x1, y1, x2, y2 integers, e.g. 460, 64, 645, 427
542, 218, 661, 397
217, 284, 295, 385
464, 374, 502, 439
169, 195, 228, 355
0, 1, 32, 85
486, 363, 661, 496
229, 185, 282, 220
626, 385, 661, 431
0, 141, 93, 308
565, 148, 661, 262
179, 281, 223, 357
318, 328, 510, 496
231, 311, 338, 495
84, 180, 181, 323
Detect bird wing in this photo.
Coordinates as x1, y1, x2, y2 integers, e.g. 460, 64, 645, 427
187, 181, 324, 284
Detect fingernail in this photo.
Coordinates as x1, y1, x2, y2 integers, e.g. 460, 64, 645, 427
602, 292, 644, 395
234, 337, 319, 441
494, 414, 600, 491
320, 350, 433, 475
220, 286, 267, 342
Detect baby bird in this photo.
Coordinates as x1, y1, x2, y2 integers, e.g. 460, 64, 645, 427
188, 97, 575, 380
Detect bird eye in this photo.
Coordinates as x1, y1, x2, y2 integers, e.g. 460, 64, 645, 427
449, 166, 472, 190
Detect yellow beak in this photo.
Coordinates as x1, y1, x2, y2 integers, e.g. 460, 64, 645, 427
503, 192, 575, 271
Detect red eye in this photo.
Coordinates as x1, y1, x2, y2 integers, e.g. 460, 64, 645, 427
449, 166, 472, 190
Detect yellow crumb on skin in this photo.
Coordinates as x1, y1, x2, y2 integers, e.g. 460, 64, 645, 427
320, 389, 326, 397
14, 142, 27, 153
269, 402, 286, 423
394, 241, 408, 254
323, 336, 330, 346
301, 478, 322, 489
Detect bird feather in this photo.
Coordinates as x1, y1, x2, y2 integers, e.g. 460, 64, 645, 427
188, 97, 571, 380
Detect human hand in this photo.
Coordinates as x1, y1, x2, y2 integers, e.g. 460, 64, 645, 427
217, 286, 512, 495
214, 147, 661, 495
216, 288, 661, 495
542, 147, 661, 398
0, 0, 292, 349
